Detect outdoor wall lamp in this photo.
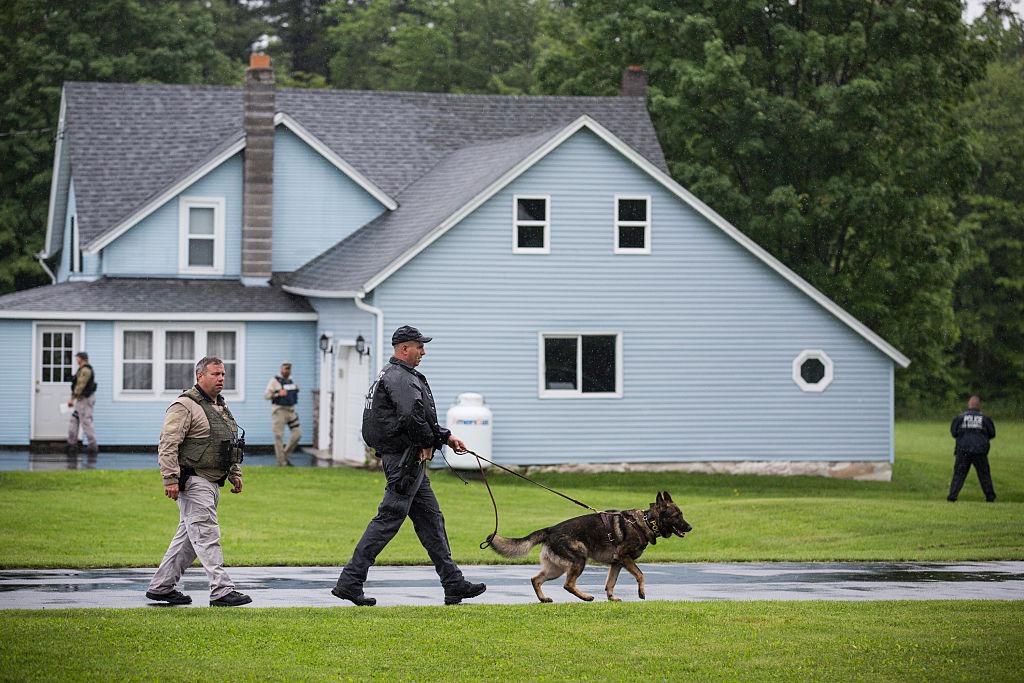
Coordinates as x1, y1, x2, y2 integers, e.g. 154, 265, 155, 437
355, 334, 369, 357
318, 334, 330, 352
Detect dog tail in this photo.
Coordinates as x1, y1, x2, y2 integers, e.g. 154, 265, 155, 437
488, 529, 547, 558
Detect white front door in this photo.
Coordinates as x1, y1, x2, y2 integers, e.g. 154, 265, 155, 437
33, 324, 82, 440
332, 345, 371, 464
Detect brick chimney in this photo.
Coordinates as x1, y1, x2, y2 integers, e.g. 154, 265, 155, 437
621, 66, 648, 98
242, 53, 275, 285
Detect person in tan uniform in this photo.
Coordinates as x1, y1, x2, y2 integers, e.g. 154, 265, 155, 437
66, 351, 98, 456
145, 356, 252, 607
264, 361, 302, 466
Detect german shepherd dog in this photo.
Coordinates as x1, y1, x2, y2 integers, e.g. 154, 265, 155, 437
488, 491, 691, 602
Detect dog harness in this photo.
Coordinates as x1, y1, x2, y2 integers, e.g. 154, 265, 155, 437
600, 511, 650, 563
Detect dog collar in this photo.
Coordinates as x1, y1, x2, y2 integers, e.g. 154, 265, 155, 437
643, 510, 660, 535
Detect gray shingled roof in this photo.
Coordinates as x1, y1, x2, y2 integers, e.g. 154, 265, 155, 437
59, 82, 666, 254
62, 82, 244, 249
284, 126, 564, 293
0, 278, 314, 316
274, 88, 667, 198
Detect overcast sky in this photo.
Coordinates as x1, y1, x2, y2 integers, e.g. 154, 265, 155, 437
963, 0, 1023, 22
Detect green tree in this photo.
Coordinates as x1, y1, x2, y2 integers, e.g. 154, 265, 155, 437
534, 0, 989, 404
953, 2, 1024, 402
263, 0, 337, 77
0, 0, 242, 295
205, 0, 274, 64
324, 0, 548, 93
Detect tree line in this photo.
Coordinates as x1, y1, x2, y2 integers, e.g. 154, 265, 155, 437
2, 0, 1021, 411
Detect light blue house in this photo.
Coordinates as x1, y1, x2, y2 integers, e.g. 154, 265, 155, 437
0, 58, 909, 478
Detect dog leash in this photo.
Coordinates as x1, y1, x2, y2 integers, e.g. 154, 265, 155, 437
448, 449, 599, 549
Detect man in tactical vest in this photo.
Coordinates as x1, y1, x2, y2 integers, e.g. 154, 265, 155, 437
66, 351, 98, 457
146, 356, 252, 607
331, 325, 486, 607
263, 361, 302, 466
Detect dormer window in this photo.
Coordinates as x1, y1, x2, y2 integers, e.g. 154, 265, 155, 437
614, 196, 650, 253
514, 195, 550, 253
179, 196, 225, 274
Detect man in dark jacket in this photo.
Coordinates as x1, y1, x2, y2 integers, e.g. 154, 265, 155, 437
331, 325, 486, 606
947, 396, 997, 502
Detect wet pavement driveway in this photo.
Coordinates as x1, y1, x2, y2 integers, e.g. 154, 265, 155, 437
1, 562, 1022, 609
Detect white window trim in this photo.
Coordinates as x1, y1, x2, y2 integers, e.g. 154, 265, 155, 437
513, 194, 550, 254
613, 195, 651, 254
792, 349, 834, 393
178, 196, 226, 274
538, 331, 623, 399
113, 322, 245, 401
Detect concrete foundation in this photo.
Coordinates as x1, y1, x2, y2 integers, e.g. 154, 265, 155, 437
524, 460, 892, 481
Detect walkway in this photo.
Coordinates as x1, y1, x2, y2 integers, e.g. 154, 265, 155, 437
2, 562, 1022, 609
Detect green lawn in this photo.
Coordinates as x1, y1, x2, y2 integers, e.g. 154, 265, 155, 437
0, 422, 1020, 567
2, 602, 1021, 682
1, 421, 1021, 682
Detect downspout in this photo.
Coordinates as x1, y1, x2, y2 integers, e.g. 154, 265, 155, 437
353, 293, 384, 368
35, 251, 56, 285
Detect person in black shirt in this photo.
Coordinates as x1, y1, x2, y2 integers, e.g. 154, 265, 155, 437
947, 396, 997, 502
331, 325, 486, 607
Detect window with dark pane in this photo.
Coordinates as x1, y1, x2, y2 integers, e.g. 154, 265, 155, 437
517, 198, 546, 221
800, 358, 826, 384
618, 225, 646, 250
581, 335, 616, 393
618, 199, 647, 222
516, 225, 544, 249
544, 337, 577, 390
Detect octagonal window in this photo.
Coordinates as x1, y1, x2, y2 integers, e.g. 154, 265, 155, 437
792, 350, 834, 392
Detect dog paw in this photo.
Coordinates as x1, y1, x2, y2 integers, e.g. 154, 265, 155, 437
582, 595, 595, 602
608, 596, 621, 602
540, 597, 553, 603
638, 591, 646, 600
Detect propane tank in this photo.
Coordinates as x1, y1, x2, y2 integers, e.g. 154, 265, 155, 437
445, 392, 492, 470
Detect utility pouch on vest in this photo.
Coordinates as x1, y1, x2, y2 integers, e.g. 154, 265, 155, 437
178, 390, 244, 470
218, 427, 246, 466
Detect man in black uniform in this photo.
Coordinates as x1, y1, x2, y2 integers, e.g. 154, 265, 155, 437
947, 395, 997, 502
331, 325, 486, 606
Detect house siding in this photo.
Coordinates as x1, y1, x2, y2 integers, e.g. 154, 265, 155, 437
0, 320, 317, 447
93, 320, 315, 446
0, 321, 32, 444
272, 128, 387, 273
369, 130, 894, 466
101, 156, 244, 277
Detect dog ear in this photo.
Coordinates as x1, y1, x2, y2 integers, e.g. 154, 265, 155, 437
663, 491, 673, 503
656, 491, 663, 505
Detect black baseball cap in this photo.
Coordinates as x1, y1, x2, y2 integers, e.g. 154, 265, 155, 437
391, 325, 432, 345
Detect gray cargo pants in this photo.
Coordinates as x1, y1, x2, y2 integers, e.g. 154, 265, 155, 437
148, 476, 235, 600
67, 394, 97, 453
335, 452, 465, 592
271, 405, 302, 465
